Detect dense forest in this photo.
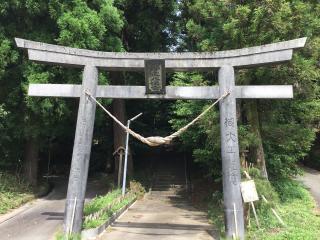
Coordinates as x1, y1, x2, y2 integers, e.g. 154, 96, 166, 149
0, 0, 319, 188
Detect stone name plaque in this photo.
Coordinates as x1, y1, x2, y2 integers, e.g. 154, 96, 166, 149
145, 59, 166, 94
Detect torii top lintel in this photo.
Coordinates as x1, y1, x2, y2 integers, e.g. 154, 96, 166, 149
15, 38, 306, 71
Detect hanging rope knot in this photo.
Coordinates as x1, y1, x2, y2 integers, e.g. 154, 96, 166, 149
224, 91, 231, 98
85, 89, 230, 147
113, 146, 125, 156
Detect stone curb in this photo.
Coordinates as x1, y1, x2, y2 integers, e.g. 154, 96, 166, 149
81, 197, 137, 240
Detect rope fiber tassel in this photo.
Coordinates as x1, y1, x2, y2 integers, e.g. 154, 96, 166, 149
85, 90, 230, 147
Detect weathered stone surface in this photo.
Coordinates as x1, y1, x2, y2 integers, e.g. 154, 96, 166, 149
15, 37, 306, 59
28, 84, 293, 99
25, 49, 293, 70
145, 60, 166, 94
16, 38, 306, 70
64, 65, 98, 234
219, 65, 244, 239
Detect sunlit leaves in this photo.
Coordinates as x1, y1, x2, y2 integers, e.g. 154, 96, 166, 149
173, 0, 320, 178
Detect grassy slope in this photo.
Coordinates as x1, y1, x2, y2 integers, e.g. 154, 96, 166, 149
209, 178, 320, 239
0, 172, 34, 214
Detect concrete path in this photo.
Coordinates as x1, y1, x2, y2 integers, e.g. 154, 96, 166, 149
99, 158, 216, 240
298, 166, 320, 207
99, 194, 216, 240
0, 177, 107, 240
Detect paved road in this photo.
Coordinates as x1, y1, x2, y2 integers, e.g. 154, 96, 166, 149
99, 158, 217, 240
0, 177, 107, 240
298, 166, 320, 207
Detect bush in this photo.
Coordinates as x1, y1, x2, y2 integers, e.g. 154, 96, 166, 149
247, 179, 320, 239
129, 180, 146, 199
209, 168, 320, 239
271, 179, 310, 202
83, 189, 121, 216
55, 232, 81, 240
82, 181, 144, 230
82, 190, 136, 229
0, 172, 34, 214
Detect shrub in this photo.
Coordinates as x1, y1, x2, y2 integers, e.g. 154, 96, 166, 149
0, 172, 34, 214
129, 180, 146, 199
55, 231, 81, 240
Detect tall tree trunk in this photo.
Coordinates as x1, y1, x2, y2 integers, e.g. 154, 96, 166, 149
246, 100, 268, 179
110, 72, 133, 186
24, 137, 39, 186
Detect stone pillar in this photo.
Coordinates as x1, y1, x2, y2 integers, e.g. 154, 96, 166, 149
218, 65, 245, 239
64, 65, 98, 234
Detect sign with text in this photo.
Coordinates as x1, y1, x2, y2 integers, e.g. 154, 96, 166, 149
240, 180, 259, 203
145, 60, 166, 94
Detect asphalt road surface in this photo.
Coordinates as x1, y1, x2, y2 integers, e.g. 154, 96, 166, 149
298, 166, 320, 207
0, 177, 107, 240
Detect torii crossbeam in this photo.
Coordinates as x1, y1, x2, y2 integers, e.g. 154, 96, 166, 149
16, 37, 306, 239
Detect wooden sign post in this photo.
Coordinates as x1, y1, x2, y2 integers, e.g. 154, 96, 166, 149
15, 37, 306, 239
241, 180, 260, 229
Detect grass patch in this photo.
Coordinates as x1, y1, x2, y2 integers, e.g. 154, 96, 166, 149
55, 231, 81, 240
0, 172, 34, 214
83, 189, 121, 216
82, 180, 145, 230
208, 170, 320, 239
83, 193, 135, 229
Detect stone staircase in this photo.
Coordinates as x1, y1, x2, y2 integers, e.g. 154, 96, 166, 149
150, 158, 188, 201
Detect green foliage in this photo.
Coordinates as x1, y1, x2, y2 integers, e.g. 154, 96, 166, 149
263, 122, 313, 177
55, 0, 123, 51
129, 180, 146, 199
247, 179, 320, 240
271, 178, 309, 203
0, 0, 124, 172
170, 73, 257, 178
115, 0, 178, 51
0, 172, 33, 214
255, 182, 279, 208
0, 0, 318, 207
208, 190, 224, 233
170, 0, 320, 178
55, 231, 81, 240
208, 176, 320, 239
82, 189, 136, 229
0, 38, 18, 78
83, 189, 121, 216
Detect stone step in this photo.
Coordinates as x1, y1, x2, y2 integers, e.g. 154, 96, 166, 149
151, 185, 185, 189
151, 188, 185, 192
153, 182, 185, 185
153, 180, 185, 183
155, 173, 184, 175
150, 191, 187, 196
154, 186, 185, 189
152, 184, 185, 188
154, 177, 184, 181
152, 184, 185, 187
155, 182, 182, 186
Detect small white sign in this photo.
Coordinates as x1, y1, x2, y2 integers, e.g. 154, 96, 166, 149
240, 180, 259, 203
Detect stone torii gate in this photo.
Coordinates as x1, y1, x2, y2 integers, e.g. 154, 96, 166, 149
16, 37, 306, 239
